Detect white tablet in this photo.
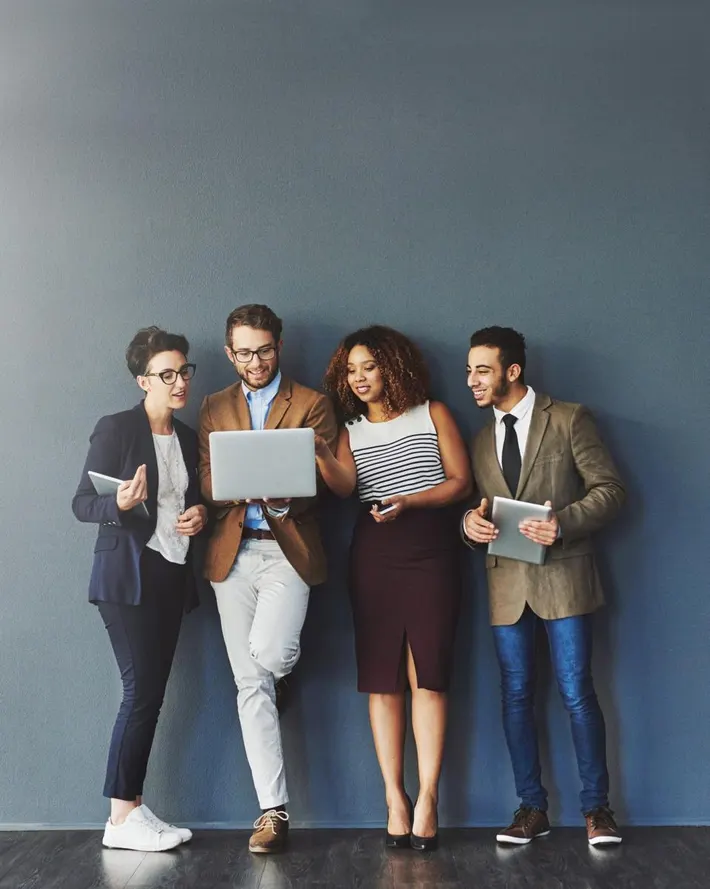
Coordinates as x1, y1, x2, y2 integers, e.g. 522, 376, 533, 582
488, 496, 552, 565
209, 428, 317, 500
88, 470, 150, 518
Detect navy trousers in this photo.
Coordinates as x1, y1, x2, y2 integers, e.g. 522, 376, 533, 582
98, 547, 185, 800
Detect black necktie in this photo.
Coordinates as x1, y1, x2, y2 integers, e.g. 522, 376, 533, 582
502, 414, 521, 497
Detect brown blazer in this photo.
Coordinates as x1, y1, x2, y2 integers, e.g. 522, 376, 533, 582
198, 375, 338, 586
468, 393, 625, 626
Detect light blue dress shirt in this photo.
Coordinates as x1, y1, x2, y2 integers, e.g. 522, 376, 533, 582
243, 371, 282, 530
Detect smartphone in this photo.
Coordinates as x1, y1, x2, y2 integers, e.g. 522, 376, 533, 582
372, 500, 397, 515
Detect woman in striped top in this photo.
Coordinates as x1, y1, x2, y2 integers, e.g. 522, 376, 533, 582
318, 326, 472, 851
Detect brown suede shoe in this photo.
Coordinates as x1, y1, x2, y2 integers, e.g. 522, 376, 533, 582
585, 806, 622, 846
496, 807, 551, 845
248, 809, 289, 854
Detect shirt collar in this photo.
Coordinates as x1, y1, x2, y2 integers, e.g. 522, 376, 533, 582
494, 385, 536, 426
242, 370, 282, 404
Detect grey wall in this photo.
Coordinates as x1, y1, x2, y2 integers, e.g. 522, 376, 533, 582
1, 0, 708, 828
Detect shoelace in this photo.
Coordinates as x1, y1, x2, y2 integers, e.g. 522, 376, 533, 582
140, 806, 171, 834
253, 810, 289, 834
586, 807, 615, 831
512, 807, 540, 830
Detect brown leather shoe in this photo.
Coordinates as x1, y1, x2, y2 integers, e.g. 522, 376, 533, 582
248, 809, 289, 854
496, 807, 550, 845
585, 806, 622, 845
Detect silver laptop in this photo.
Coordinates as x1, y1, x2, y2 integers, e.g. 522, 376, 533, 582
488, 496, 552, 565
209, 428, 316, 500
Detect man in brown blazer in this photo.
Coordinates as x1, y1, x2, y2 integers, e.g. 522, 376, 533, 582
463, 326, 625, 848
199, 305, 337, 854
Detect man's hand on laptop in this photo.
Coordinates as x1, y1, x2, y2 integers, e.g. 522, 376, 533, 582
246, 497, 292, 509
245, 497, 292, 519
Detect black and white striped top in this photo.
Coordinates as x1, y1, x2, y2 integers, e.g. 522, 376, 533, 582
346, 402, 447, 503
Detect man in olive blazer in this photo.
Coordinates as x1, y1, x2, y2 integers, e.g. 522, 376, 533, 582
198, 305, 337, 854
463, 327, 625, 848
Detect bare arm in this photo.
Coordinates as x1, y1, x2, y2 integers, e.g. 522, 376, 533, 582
315, 426, 357, 498
374, 402, 472, 522
284, 393, 339, 517
403, 402, 472, 508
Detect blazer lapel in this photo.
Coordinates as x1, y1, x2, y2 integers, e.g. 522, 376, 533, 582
516, 393, 552, 498
232, 384, 253, 430
265, 376, 292, 430
133, 402, 159, 518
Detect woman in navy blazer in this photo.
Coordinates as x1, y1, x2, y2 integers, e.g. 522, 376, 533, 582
72, 327, 207, 852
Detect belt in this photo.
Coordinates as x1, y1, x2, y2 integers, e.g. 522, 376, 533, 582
242, 527, 276, 541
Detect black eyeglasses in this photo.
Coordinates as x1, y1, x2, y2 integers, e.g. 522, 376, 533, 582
230, 345, 277, 363
143, 363, 196, 385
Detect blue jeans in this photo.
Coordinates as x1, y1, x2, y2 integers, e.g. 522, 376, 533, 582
492, 606, 609, 814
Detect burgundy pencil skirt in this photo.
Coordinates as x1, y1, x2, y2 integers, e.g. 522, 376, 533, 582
348, 505, 462, 693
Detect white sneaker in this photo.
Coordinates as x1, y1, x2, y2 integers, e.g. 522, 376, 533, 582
140, 805, 193, 843
102, 806, 183, 851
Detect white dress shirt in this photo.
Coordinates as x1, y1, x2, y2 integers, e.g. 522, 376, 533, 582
243, 372, 282, 530
493, 385, 536, 467
464, 385, 559, 541
242, 371, 290, 528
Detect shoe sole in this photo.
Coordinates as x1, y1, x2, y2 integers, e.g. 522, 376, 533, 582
589, 835, 622, 846
249, 844, 286, 854
102, 839, 182, 852
496, 830, 550, 845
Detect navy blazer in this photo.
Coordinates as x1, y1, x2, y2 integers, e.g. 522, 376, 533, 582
72, 402, 204, 611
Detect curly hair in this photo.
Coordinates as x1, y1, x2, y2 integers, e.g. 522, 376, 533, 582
324, 325, 430, 420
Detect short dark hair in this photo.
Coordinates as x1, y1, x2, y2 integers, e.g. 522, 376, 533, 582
225, 304, 283, 346
324, 325, 430, 420
125, 326, 190, 378
469, 326, 526, 383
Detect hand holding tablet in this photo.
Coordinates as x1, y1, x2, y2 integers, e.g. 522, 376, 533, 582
88, 467, 150, 517
488, 496, 552, 565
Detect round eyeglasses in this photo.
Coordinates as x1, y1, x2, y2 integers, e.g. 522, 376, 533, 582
143, 363, 196, 385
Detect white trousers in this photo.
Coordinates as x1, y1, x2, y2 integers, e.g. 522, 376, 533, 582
212, 539, 310, 809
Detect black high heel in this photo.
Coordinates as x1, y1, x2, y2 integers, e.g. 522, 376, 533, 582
385, 794, 414, 849
410, 799, 439, 852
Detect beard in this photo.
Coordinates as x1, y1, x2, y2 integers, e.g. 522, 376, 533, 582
492, 376, 511, 403
474, 375, 510, 408
237, 359, 280, 391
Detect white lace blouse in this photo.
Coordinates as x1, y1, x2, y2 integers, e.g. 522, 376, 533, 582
146, 431, 189, 565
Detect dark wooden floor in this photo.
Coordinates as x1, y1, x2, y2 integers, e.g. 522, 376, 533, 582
0, 827, 707, 889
